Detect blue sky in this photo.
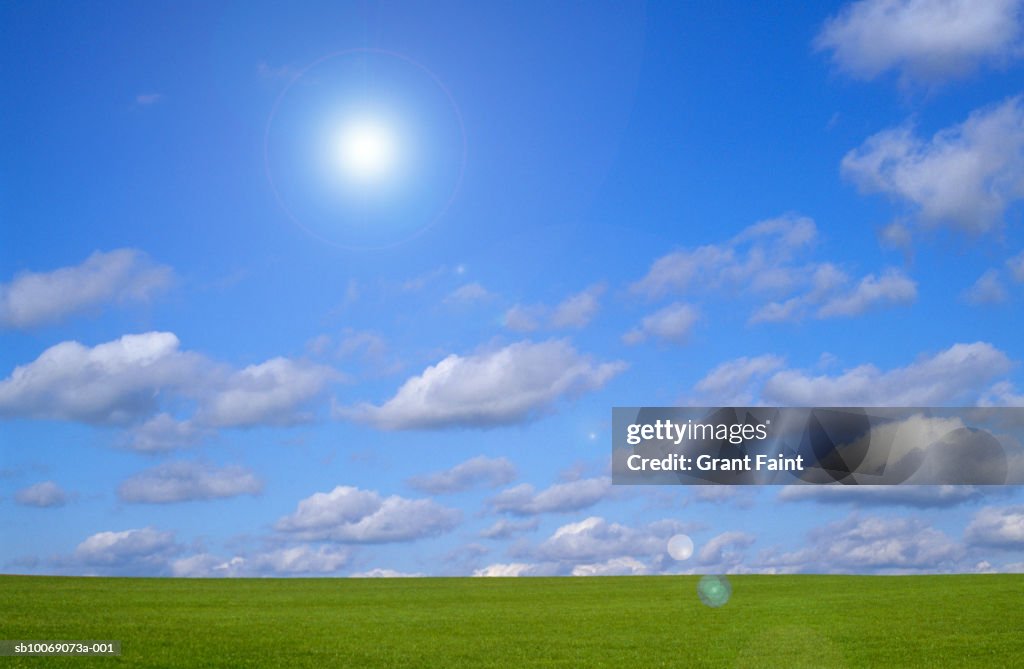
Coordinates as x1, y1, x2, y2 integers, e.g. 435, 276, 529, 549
2, 0, 1023, 577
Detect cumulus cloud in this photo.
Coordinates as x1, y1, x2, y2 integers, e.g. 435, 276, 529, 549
632, 215, 815, 298
407, 456, 517, 494
73, 527, 180, 571
816, 269, 917, 317
694, 342, 1013, 406
473, 562, 555, 577
504, 284, 606, 332
623, 303, 699, 345
550, 284, 605, 329
0, 249, 172, 329
198, 358, 339, 428
488, 477, 612, 515
697, 531, 756, 566
816, 0, 1024, 84
979, 381, 1024, 406
171, 545, 350, 577
842, 96, 1024, 233
779, 485, 988, 508
633, 216, 916, 322
692, 355, 785, 405
14, 481, 68, 508
342, 340, 625, 430
529, 517, 677, 564
0, 332, 340, 435
117, 462, 263, 504
764, 514, 964, 573
572, 557, 649, 576
119, 414, 204, 453
763, 342, 1012, 406
0, 332, 201, 424
349, 568, 423, 578
275, 485, 460, 543
965, 505, 1024, 548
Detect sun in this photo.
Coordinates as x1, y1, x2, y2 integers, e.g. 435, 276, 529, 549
334, 119, 398, 183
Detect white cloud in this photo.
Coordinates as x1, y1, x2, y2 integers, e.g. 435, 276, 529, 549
965, 505, 1024, 548
504, 284, 606, 332
878, 221, 914, 254
117, 462, 263, 504
444, 282, 493, 304
697, 531, 756, 566
275, 485, 460, 543
530, 516, 687, 565
572, 557, 649, 576
119, 414, 203, 453
342, 340, 625, 430
753, 266, 916, 322
198, 358, 339, 428
694, 342, 1013, 406
135, 93, 163, 105
407, 456, 517, 494
489, 477, 612, 515
749, 263, 849, 323
253, 546, 350, 575
502, 305, 543, 332
764, 515, 963, 573
350, 568, 423, 578
14, 481, 67, 508
623, 303, 699, 345
0, 249, 172, 329
0, 332, 201, 424
479, 518, 539, 539
762, 342, 1012, 405
473, 562, 553, 577
979, 381, 1024, 406
171, 546, 350, 577
73, 527, 180, 568
964, 269, 1009, 304
692, 355, 785, 405
632, 215, 815, 298
550, 284, 605, 329
842, 96, 1024, 233
816, 0, 1024, 83
816, 269, 917, 317
633, 216, 916, 323
0, 332, 339, 430
779, 485, 987, 508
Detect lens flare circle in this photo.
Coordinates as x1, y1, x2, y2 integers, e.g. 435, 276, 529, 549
667, 534, 694, 561
697, 575, 732, 608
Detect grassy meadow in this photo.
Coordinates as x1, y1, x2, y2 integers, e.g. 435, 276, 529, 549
1, 574, 1021, 668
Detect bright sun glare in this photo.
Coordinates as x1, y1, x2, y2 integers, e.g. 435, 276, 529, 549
335, 120, 398, 182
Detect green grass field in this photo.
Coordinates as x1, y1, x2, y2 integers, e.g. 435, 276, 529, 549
1, 574, 1021, 668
